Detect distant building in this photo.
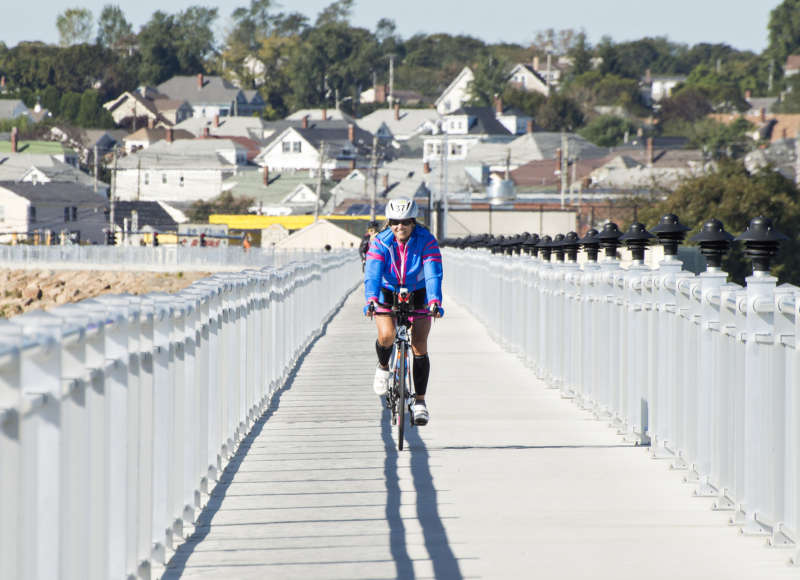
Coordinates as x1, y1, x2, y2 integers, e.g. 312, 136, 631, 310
156, 74, 265, 119
0, 181, 108, 244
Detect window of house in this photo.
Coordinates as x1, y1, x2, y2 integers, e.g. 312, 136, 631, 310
144, 173, 150, 185
64, 207, 70, 222
71, 207, 77, 221
451, 144, 463, 156
179, 175, 185, 187
282, 141, 291, 153
29, 206, 36, 222
162, 174, 167, 184
293, 141, 301, 153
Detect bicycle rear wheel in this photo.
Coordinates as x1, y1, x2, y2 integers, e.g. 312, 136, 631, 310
396, 341, 406, 450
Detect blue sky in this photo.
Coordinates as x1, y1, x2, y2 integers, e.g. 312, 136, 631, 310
1, 0, 781, 53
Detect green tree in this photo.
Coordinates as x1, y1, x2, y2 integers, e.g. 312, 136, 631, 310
41, 85, 61, 116
96, 4, 133, 48
187, 191, 255, 222
579, 115, 636, 147
466, 55, 510, 107
315, 0, 354, 27
568, 32, 592, 78
56, 8, 94, 46
767, 0, 800, 77
536, 94, 584, 131
502, 87, 546, 118
59, 91, 81, 122
638, 158, 800, 285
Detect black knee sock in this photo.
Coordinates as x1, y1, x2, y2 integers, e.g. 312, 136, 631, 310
413, 354, 430, 397
376, 340, 392, 367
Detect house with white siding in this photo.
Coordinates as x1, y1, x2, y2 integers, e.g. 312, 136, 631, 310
434, 67, 474, 115
0, 181, 108, 244
156, 74, 265, 119
114, 139, 248, 202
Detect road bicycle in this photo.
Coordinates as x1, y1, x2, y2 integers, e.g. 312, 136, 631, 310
370, 287, 436, 451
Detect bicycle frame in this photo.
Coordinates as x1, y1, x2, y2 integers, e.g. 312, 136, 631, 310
384, 287, 416, 450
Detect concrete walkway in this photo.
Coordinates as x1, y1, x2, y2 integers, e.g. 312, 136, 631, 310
165, 291, 797, 579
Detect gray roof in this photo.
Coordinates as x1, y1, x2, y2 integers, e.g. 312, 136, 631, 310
286, 109, 355, 124
156, 75, 241, 106
24, 159, 108, 189
0, 99, 29, 119
447, 107, 511, 136
175, 116, 270, 139
0, 153, 67, 181
356, 108, 439, 139
117, 139, 245, 170
0, 181, 108, 204
224, 167, 335, 206
112, 201, 180, 230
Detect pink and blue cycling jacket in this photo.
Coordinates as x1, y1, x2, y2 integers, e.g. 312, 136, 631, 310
364, 225, 443, 315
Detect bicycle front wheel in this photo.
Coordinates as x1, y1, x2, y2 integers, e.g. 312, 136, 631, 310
396, 341, 406, 450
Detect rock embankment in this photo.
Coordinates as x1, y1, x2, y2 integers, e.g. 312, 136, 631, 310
0, 269, 210, 318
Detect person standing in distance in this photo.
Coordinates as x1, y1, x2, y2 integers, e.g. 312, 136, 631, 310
363, 198, 443, 425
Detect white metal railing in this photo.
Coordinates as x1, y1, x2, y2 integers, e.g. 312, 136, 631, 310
0, 245, 333, 272
444, 247, 800, 559
0, 251, 361, 580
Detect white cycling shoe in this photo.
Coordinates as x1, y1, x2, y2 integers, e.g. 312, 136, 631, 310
373, 365, 390, 395
411, 401, 429, 426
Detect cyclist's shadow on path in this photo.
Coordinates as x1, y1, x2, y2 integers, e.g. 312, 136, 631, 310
382, 410, 463, 580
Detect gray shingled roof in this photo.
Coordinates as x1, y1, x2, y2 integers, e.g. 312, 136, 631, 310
156, 75, 241, 106
0, 181, 108, 204
112, 201, 179, 230
116, 139, 246, 170
448, 107, 511, 136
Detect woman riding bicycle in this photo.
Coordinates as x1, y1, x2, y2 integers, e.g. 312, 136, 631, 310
364, 198, 443, 426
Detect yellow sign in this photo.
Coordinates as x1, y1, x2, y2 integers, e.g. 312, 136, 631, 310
209, 214, 386, 230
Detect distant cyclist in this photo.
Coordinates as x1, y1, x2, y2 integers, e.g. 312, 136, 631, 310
359, 220, 380, 271
363, 198, 443, 425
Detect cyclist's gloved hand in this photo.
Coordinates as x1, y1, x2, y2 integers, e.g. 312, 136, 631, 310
364, 300, 378, 318
428, 302, 443, 318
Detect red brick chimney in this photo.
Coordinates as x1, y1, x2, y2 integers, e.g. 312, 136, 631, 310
263, 165, 269, 186
526, 119, 534, 133
646, 137, 654, 166
494, 95, 503, 115
349, 159, 356, 170
382, 173, 389, 190
783, 127, 788, 139
745, 89, 752, 100
348, 123, 355, 143
322, 108, 328, 121
394, 103, 400, 121
302, 115, 309, 129
197, 73, 204, 89
166, 127, 173, 143
10, 126, 18, 153
760, 108, 766, 123
202, 127, 209, 137
0, 76, 5, 90
423, 161, 431, 174
213, 114, 219, 128
645, 68, 652, 84
555, 147, 562, 173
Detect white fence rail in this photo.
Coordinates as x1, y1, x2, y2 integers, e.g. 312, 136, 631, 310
0, 252, 360, 579
444, 244, 800, 560
0, 245, 330, 272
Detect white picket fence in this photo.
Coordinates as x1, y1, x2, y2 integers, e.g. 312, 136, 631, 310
0, 244, 329, 272
444, 247, 800, 561
0, 252, 361, 579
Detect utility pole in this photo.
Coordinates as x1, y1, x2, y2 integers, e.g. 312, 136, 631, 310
93, 144, 98, 193
441, 133, 449, 239
110, 148, 118, 240
315, 141, 325, 222
560, 131, 568, 208
370, 136, 378, 221
769, 59, 775, 93
387, 53, 396, 108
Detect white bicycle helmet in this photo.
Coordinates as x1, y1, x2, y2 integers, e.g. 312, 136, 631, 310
385, 198, 418, 220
